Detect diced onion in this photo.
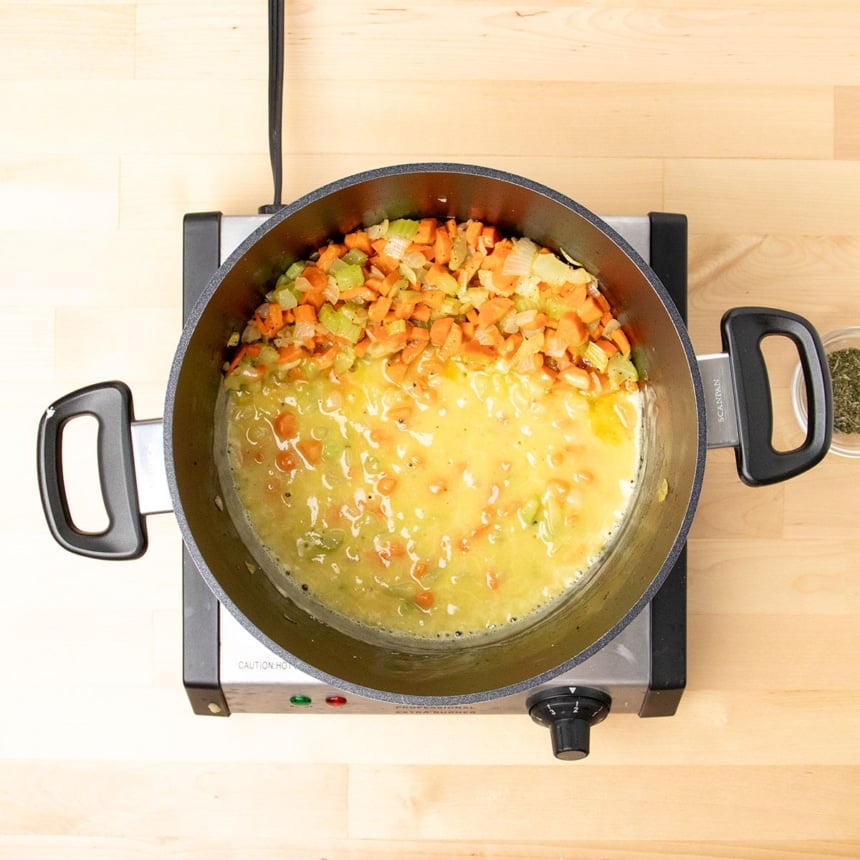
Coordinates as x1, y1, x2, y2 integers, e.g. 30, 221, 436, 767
384, 235, 411, 260
502, 237, 538, 276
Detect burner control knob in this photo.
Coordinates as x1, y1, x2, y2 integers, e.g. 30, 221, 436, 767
526, 686, 612, 760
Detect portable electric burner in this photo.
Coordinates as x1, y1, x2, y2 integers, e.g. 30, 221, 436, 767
181, 209, 688, 759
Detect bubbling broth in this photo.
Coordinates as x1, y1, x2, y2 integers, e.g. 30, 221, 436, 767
216, 217, 643, 644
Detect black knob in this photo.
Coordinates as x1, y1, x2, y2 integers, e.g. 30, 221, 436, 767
526, 686, 611, 760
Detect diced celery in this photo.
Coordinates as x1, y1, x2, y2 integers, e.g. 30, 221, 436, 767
273, 287, 298, 310
319, 303, 363, 344
434, 270, 459, 296
396, 290, 424, 304
333, 263, 365, 292
542, 295, 570, 320
387, 219, 419, 241
285, 260, 306, 280
582, 340, 609, 372
513, 293, 541, 313
440, 297, 462, 317
517, 497, 540, 528
399, 262, 418, 285
515, 330, 545, 359
341, 304, 368, 327
333, 345, 356, 375
538, 494, 561, 543
342, 248, 368, 266
385, 318, 407, 336
308, 530, 345, 552
607, 352, 639, 386
448, 233, 468, 270
531, 251, 576, 286
464, 287, 490, 308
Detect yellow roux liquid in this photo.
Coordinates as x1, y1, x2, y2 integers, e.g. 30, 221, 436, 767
218, 355, 642, 644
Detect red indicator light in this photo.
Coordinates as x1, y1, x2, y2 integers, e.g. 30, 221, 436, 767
325, 695, 347, 707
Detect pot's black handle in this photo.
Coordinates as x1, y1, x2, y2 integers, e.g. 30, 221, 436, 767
37, 381, 147, 559
721, 307, 832, 486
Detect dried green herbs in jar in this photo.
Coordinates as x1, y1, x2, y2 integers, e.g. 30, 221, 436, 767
828, 347, 860, 434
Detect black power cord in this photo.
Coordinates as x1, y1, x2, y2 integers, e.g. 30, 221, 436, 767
259, 0, 285, 215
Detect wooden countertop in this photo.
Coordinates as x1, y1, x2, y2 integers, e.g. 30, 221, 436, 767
2, 2, 858, 857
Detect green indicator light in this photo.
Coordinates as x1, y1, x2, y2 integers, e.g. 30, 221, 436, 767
289, 695, 312, 706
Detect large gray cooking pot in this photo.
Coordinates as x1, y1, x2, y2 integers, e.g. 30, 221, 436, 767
37, 163, 832, 704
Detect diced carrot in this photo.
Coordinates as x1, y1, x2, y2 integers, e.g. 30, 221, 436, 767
275, 450, 297, 472
394, 299, 417, 320
380, 270, 403, 295
596, 338, 619, 359
418, 289, 446, 310
501, 331, 523, 359
464, 220, 483, 248
368, 295, 392, 322
400, 339, 427, 365
429, 316, 454, 347
461, 341, 497, 360
369, 252, 400, 275
339, 286, 377, 303
277, 344, 305, 364
301, 265, 328, 290
434, 228, 452, 266
273, 410, 298, 440
301, 288, 326, 310
437, 321, 463, 361
577, 295, 603, 325
384, 358, 409, 384
414, 590, 434, 609
254, 302, 284, 337
411, 560, 429, 580
480, 225, 501, 250
387, 404, 413, 422
377, 476, 398, 496
478, 325, 505, 350
480, 238, 512, 270
344, 230, 373, 255
311, 344, 339, 368
491, 271, 519, 295
594, 292, 611, 313
407, 242, 435, 262
226, 343, 261, 374
519, 311, 548, 333
547, 478, 571, 498
414, 218, 437, 244
293, 303, 317, 324
611, 327, 631, 357
316, 243, 346, 273
296, 437, 323, 465
410, 303, 432, 323
557, 311, 589, 348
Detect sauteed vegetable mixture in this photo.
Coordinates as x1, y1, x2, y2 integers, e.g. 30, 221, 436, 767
219, 217, 643, 642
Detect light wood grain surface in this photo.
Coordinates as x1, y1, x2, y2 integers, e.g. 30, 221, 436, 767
3, 2, 859, 858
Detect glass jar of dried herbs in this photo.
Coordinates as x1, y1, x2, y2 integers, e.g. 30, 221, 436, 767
828, 345, 860, 435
